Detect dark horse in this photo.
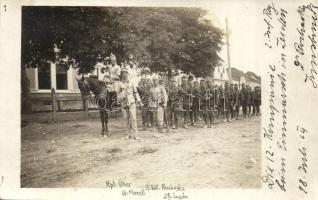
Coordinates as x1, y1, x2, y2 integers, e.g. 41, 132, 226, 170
76, 76, 110, 137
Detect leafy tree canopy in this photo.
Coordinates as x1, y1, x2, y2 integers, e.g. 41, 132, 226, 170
22, 6, 224, 77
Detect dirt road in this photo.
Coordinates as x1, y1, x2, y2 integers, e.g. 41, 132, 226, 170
21, 115, 261, 188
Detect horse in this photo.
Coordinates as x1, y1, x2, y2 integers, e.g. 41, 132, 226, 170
76, 76, 110, 137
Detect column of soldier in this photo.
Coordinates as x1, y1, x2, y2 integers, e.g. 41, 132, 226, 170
137, 74, 261, 133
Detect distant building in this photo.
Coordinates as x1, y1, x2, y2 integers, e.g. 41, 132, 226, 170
245, 74, 261, 88
213, 65, 229, 86
229, 67, 261, 88
239, 75, 247, 86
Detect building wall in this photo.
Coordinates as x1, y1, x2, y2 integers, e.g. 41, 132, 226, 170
239, 76, 247, 85
26, 63, 81, 93
247, 80, 261, 89
25, 63, 87, 112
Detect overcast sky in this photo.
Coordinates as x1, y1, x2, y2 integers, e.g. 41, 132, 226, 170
202, 1, 261, 75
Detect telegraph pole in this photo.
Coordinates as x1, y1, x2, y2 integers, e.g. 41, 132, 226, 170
225, 18, 232, 82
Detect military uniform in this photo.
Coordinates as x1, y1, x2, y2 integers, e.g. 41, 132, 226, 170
218, 85, 225, 118
203, 77, 216, 127
254, 86, 261, 115
191, 81, 201, 125
167, 77, 183, 130
125, 54, 140, 88
138, 79, 152, 130
223, 82, 233, 122
229, 84, 235, 119
247, 86, 253, 117
105, 54, 122, 111
199, 79, 207, 122
179, 76, 193, 128
241, 84, 248, 118
233, 84, 241, 120
118, 68, 142, 137
149, 76, 168, 132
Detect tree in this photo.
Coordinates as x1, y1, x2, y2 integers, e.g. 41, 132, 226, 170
21, 7, 224, 112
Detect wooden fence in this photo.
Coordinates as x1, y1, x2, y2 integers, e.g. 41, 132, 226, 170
29, 88, 90, 122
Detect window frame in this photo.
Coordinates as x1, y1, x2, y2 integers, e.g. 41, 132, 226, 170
33, 62, 74, 93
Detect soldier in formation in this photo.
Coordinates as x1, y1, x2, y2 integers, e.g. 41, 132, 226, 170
167, 77, 183, 132
94, 53, 261, 136
133, 75, 261, 134
149, 75, 168, 133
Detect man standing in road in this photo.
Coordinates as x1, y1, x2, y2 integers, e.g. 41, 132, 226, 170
241, 83, 248, 118
167, 76, 182, 132
118, 67, 143, 140
149, 75, 168, 133
233, 83, 241, 120
179, 75, 192, 129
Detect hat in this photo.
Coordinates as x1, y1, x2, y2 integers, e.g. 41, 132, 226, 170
188, 75, 194, 81
152, 74, 159, 80
205, 77, 212, 82
170, 77, 177, 82
103, 76, 112, 83
181, 75, 188, 80
143, 67, 150, 73
121, 67, 129, 74
110, 53, 116, 61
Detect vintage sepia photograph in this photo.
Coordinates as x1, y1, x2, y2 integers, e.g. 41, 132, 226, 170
20, 6, 261, 189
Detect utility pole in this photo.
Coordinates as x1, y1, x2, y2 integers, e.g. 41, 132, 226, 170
225, 18, 232, 83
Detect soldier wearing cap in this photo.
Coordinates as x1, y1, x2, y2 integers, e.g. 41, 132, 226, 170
218, 84, 225, 118
229, 83, 235, 119
233, 83, 241, 120
118, 67, 143, 139
188, 74, 195, 84
141, 67, 151, 80
107, 53, 121, 86
199, 79, 207, 122
254, 86, 261, 116
167, 76, 182, 132
159, 76, 165, 87
241, 83, 248, 118
203, 77, 217, 128
149, 75, 168, 133
223, 82, 233, 122
179, 75, 193, 129
188, 77, 195, 126
95, 54, 108, 81
146, 79, 154, 127
125, 54, 140, 88
251, 86, 256, 116
247, 85, 253, 117
192, 80, 201, 125
101, 53, 121, 110
138, 78, 152, 130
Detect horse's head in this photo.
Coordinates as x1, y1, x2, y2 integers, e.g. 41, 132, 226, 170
76, 76, 91, 96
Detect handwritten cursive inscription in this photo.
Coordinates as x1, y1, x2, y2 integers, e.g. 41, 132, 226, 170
294, 3, 318, 88
296, 125, 309, 195
262, 3, 289, 192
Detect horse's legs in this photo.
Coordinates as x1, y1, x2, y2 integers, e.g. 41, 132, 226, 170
99, 111, 105, 135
